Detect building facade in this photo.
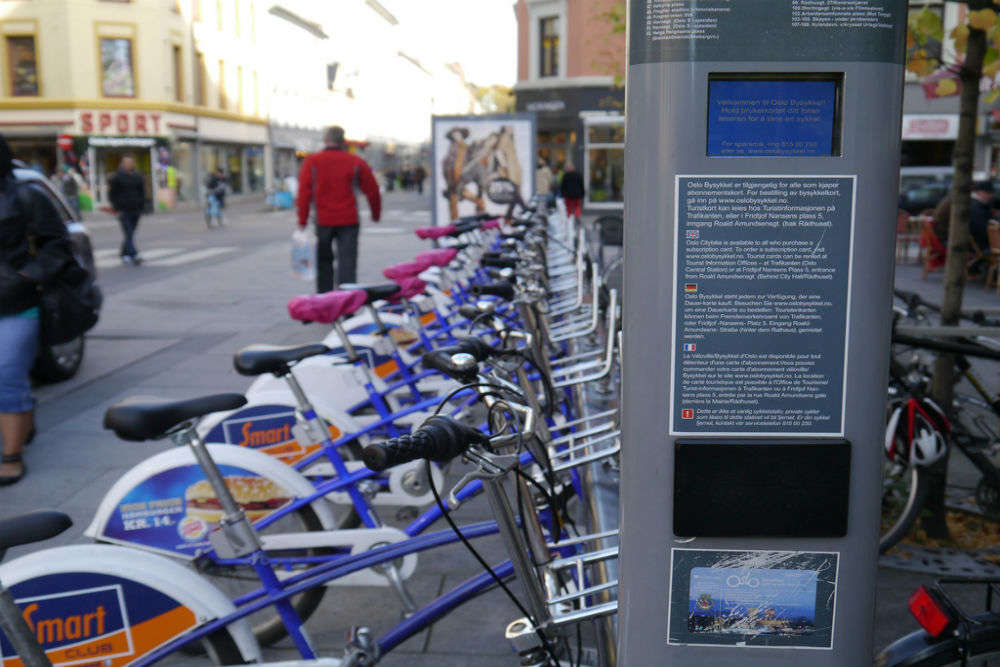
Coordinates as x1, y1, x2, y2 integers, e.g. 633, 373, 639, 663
0, 0, 281, 211
513, 0, 625, 210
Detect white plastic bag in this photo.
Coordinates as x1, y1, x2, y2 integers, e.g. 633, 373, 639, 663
291, 228, 316, 281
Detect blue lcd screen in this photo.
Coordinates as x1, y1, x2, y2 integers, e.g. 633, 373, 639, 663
707, 79, 838, 157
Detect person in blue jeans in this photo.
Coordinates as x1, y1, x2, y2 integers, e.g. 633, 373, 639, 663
108, 155, 145, 265
0, 134, 74, 484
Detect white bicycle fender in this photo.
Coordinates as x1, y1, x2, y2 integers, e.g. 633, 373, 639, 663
261, 526, 417, 587
0, 544, 261, 663
317, 458, 443, 509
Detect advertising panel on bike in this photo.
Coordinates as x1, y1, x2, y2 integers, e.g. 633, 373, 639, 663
430, 113, 536, 227
99, 463, 293, 556
0, 573, 198, 667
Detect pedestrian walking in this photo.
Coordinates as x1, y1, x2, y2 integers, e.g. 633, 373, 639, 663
108, 155, 145, 264
385, 168, 396, 192
536, 158, 554, 207
0, 135, 75, 484
57, 166, 80, 219
560, 163, 585, 219
205, 167, 228, 228
415, 164, 427, 195
297, 125, 381, 293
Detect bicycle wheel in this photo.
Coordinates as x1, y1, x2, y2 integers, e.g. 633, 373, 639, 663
881, 460, 929, 554
878, 619, 1000, 666
186, 501, 360, 651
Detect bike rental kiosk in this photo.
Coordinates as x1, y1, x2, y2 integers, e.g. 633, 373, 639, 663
618, 2, 906, 665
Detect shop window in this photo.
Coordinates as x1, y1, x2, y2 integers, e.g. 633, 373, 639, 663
247, 146, 264, 192
218, 59, 227, 110
539, 16, 559, 78
99, 37, 136, 98
172, 44, 183, 102
194, 51, 206, 105
588, 124, 624, 145
5, 35, 38, 96
584, 118, 625, 208
587, 149, 624, 204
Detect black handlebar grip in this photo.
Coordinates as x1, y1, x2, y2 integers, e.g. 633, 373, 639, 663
362, 416, 490, 471
433, 337, 498, 363
481, 256, 518, 269
458, 304, 481, 320
471, 282, 516, 301
422, 350, 480, 383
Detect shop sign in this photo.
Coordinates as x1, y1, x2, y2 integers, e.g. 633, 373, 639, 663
901, 114, 959, 141
75, 110, 164, 136
56, 134, 73, 150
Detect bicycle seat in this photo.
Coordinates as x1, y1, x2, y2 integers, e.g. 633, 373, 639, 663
415, 247, 459, 268
288, 289, 367, 324
233, 343, 331, 377
445, 242, 471, 252
104, 393, 248, 441
415, 225, 457, 240
0, 510, 72, 554
482, 218, 501, 230
383, 259, 432, 280
338, 282, 401, 304
387, 277, 427, 302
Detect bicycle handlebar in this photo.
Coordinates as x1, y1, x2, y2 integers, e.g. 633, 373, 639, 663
361, 416, 490, 472
422, 349, 480, 383
892, 332, 1000, 361
481, 254, 518, 269
471, 282, 516, 300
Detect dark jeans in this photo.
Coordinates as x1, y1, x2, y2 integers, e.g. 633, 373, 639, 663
316, 224, 359, 293
118, 211, 141, 258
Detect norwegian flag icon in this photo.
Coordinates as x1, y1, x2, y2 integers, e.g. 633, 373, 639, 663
681, 409, 694, 419
686, 230, 699, 240
683, 343, 696, 352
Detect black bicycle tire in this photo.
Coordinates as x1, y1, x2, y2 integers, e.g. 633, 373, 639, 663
878, 619, 1000, 666
881, 465, 930, 554
203, 628, 251, 665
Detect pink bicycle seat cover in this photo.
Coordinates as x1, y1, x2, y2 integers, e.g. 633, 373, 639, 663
388, 277, 428, 302
414, 247, 459, 268
383, 259, 432, 280
481, 219, 501, 230
415, 225, 457, 240
288, 289, 367, 323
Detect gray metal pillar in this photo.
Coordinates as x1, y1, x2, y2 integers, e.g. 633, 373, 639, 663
618, 2, 907, 665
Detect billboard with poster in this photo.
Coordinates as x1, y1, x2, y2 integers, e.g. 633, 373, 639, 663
430, 113, 536, 227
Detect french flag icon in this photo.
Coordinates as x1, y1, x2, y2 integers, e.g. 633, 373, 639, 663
683, 343, 696, 352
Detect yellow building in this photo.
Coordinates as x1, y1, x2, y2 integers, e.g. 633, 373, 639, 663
0, 0, 269, 210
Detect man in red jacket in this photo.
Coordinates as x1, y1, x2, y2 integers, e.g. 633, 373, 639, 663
297, 126, 381, 292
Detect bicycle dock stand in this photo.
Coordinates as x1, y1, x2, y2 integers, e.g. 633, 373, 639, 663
618, 3, 907, 665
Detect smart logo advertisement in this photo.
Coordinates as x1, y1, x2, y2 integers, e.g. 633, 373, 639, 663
0, 574, 199, 666
431, 114, 536, 227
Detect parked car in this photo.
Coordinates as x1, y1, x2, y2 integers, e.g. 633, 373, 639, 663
13, 163, 99, 382
898, 166, 952, 214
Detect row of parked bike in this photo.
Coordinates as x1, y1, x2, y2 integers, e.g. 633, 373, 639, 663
0, 198, 622, 666
4, 191, 1000, 666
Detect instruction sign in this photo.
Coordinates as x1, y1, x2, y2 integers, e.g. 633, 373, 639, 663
669, 175, 855, 436
630, 0, 905, 65
668, 549, 839, 649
